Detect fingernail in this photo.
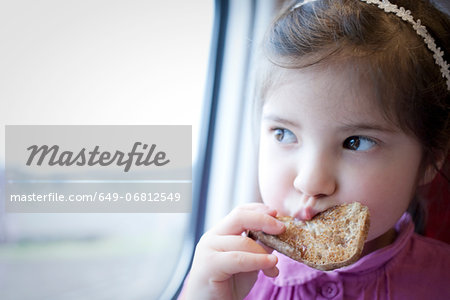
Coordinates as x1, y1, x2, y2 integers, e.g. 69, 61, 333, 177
276, 221, 285, 229
268, 254, 277, 264
267, 208, 277, 215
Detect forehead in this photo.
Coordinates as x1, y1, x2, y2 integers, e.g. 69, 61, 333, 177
264, 64, 384, 117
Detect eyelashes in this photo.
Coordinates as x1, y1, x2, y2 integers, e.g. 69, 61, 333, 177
343, 136, 377, 151
272, 128, 297, 143
270, 127, 378, 151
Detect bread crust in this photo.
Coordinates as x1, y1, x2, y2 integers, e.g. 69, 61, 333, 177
248, 202, 370, 271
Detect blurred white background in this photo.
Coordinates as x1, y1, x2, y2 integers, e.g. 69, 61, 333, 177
0, 1, 213, 299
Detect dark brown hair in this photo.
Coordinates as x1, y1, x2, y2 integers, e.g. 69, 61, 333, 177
256, 0, 450, 231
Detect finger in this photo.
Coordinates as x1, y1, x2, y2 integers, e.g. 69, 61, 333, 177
209, 235, 268, 254
213, 208, 285, 236
236, 203, 278, 216
257, 240, 276, 254
223, 203, 279, 219
262, 265, 279, 278
216, 252, 278, 277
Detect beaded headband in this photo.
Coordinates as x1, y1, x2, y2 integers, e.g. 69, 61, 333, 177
291, 0, 450, 90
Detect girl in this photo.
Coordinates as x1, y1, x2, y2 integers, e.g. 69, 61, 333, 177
182, 0, 450, 299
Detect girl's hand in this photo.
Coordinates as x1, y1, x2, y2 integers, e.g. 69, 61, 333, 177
181, 203, 285, 300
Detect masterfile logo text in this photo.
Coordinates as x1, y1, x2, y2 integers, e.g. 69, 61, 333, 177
4, 125, 192, 213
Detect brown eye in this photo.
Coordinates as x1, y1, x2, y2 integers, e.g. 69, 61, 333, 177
344, 137, 360, 150
272, 128, 297, 143
274, 128, 284, 141
343, 136, 376, 151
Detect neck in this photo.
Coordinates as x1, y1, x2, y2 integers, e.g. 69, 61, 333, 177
362, 228, 397, 256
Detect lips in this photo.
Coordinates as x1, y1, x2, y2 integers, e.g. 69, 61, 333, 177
282, 196, 317, 220
284, 195, 338, 221
294, 205, 316, 220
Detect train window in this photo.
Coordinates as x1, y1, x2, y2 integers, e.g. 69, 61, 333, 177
0, 1, 212, 299
163, 0, 281, 298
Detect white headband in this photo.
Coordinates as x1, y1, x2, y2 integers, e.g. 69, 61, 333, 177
291, 0, 450, 91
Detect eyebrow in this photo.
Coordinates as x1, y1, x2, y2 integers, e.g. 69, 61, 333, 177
262, 114, 300, 128
337, 122, 397, 133
263, 114, 397, 133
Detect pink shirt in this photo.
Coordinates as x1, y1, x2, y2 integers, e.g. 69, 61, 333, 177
245, 213, 450, 299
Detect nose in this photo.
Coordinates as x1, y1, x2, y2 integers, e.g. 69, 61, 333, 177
293, 150, 336, 199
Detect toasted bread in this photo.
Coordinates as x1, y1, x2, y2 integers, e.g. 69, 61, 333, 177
248, 202, 370, 271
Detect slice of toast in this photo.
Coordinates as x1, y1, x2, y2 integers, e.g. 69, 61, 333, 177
248, 202, 370, 271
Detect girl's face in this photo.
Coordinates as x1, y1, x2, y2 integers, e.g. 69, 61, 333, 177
258, 65, 424, 243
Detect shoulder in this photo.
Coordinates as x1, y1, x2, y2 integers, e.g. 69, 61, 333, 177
390, 213, 450, 272
387, 233, 450, 292
406, 233, 450, 262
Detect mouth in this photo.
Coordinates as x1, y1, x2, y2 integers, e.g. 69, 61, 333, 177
283, 196, 339, 221
293, 205, 316, 220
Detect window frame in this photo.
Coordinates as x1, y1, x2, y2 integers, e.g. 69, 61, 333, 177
159, 0, 230, 298
160, 0, 278, 298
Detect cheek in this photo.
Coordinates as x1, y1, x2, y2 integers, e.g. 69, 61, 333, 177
351, 165, 419, 241
258, 143, 293, 211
